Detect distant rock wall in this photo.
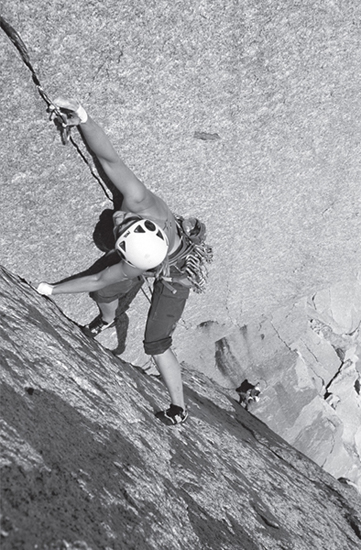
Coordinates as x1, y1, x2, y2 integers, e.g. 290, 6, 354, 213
175, 275, 361, 491
1, 265, 361, 550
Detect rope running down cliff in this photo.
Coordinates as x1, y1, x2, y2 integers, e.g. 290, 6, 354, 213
0, 15, 113, 203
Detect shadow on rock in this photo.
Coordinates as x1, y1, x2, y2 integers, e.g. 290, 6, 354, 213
92, 208, 117, 253
0, 382, 156, 549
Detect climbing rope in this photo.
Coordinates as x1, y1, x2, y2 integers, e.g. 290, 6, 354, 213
0, 15, 113, 203
141, 276, 153, 303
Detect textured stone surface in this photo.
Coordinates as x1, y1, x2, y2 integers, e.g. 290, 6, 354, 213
186, 276, 361, 491
1, 265, 361, 550
309, 279, 361, 335
293, 328, 342, 392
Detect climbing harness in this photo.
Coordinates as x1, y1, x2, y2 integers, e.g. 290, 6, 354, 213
0, 15, 113, 202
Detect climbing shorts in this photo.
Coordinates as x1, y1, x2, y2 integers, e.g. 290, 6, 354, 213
89, 278, 140, 304
89, 276, 189, 356
143, 278, 190, 355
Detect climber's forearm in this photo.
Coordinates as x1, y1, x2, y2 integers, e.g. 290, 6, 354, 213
51, 274, 105, 295
79, 116, 149, 204
51, 98, 149, 205
37, 263, 143, 298
79, 115, 120, 164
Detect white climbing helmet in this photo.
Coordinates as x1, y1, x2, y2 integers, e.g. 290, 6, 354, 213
115, 217, 169, 270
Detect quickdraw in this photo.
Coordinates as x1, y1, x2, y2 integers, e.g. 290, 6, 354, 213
160, 216, 213, 294
184, 242, 213, 293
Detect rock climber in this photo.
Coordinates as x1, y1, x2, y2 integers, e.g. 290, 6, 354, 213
37, 97, 212, 426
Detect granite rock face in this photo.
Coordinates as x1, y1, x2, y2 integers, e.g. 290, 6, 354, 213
1, 265, 361, 550
1, 0, 361, 539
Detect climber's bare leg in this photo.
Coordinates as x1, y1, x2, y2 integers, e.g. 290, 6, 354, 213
152, 348, 185, 409
98, 299, 118, 323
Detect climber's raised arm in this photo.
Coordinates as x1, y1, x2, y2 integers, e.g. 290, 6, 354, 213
51, 97, 154, 211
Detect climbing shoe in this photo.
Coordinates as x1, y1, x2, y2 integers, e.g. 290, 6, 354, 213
156, 404, 188, 426
82, 314, 116, 338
